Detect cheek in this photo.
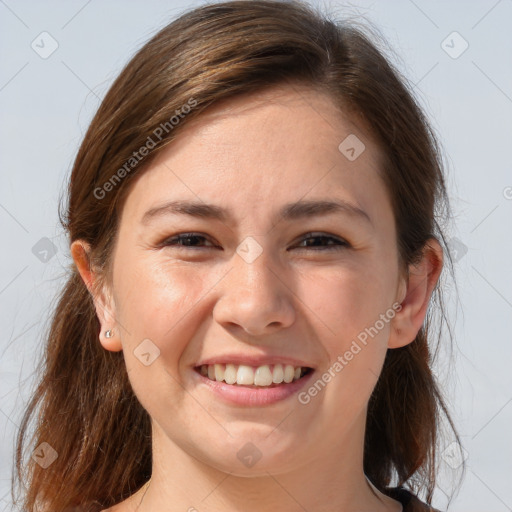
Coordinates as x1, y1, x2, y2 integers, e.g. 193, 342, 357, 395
298, 261, 394, 348
113, 257, 210, 365
112, 258, 216, 419
303, 269, 394, 419
303, 261, 398, 417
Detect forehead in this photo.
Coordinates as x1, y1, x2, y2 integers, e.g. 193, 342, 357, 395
176, 83, 377, 158
119, 83, 389, 227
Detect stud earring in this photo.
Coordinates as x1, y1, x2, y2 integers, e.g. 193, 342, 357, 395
105, 329, 114, 338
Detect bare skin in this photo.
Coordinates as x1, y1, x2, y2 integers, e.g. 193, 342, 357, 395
73, 83, 442, 512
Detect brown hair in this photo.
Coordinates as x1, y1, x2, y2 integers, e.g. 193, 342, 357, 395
13, 1, 464, 510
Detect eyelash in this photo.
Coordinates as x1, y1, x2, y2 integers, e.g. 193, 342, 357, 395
160, 232, 349, 251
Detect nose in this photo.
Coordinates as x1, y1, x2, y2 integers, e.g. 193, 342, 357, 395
212, 243, 296, 337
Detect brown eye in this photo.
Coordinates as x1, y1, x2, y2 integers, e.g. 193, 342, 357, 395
162, 233, 217, 249
293, 233, 349, 251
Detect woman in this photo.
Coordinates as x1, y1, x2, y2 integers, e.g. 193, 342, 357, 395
13, 1, 464, 511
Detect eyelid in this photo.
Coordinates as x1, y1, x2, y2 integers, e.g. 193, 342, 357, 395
291, 232, 349, 250
160, 231, 350, 251
160, 232, 218, 248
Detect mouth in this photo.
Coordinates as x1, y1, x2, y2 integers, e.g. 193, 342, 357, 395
194, 363, 314, 388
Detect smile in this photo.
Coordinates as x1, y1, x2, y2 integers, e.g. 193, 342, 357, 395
196, 363, 313, 387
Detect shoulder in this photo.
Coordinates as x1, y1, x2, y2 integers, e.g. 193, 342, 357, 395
98, 505, 124, 512
67, 506, 118, 512
98, 499, 138, 512
384, 486, 443, 512
62, 505, 104, 512
61, 503, 115, 512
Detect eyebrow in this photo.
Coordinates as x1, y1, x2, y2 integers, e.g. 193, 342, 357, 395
141, 198, 372, 226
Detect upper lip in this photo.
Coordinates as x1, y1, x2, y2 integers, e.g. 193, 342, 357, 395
194, 354, 314, 369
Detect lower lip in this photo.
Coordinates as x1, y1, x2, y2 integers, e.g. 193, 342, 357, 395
192, 369, 315, 406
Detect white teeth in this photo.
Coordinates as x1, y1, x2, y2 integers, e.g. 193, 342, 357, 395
214, 363, 224, 381
236, 365, 254, 385
224, 364, 237, 384
272, 364, 284, 383
283, 364, 295, 383
254, 365, 273, 386
199, 363, 308, 386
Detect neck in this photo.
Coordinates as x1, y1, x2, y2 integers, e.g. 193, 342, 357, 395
131, 409, 400, 512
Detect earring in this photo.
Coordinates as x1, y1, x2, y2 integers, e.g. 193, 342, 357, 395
105, 329, 114, 338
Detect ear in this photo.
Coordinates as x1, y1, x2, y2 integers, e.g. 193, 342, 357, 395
70, 240, 123, 352
388, 237, 443, 349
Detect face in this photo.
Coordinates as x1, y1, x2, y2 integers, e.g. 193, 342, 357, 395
100, 84, 406, 475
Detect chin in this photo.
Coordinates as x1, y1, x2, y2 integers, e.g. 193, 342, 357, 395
196, 432, 307, 476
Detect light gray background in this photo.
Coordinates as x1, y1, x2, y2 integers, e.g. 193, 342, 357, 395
1, 1, 511, 511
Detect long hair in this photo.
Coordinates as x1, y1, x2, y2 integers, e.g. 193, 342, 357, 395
13, 1, 464, 510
